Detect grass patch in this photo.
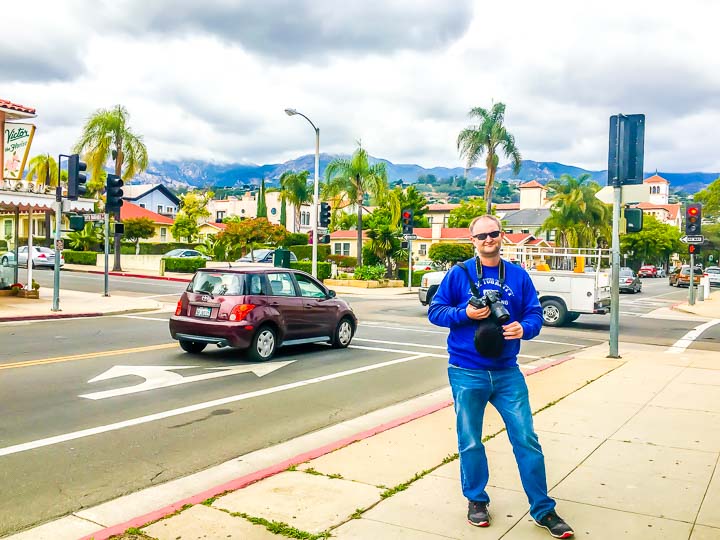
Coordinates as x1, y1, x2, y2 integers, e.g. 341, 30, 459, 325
303, 467, 323, 476
327, 473, 344, 479
231, 512, 331, 539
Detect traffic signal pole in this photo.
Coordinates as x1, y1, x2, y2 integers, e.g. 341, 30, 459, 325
689, 255, 695, 305
52, 179, 63, 312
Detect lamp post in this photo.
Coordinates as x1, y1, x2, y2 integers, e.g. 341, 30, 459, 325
285, 108, 319, 278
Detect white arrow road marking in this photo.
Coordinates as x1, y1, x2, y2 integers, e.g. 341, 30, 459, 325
0, 353, 426, 457
665, 319, 720, 354
80, 362, 295, 400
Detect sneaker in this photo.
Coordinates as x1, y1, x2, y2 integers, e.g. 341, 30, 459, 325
534, 511, 574, 538
467, 500, 490, 527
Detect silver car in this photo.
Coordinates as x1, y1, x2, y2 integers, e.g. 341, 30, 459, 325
1, 246, 65, 268
704, 266, 720, 287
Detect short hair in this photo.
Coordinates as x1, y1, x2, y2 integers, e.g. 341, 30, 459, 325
469, 214, 503, 234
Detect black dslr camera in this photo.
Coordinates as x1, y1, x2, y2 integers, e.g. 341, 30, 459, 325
469, 290, 510, 324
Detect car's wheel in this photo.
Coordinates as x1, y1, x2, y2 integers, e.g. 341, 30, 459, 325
331, 317, 354, 348
566, 311, 581, 323
248, 325, 277, 361
179, 339, 207, 354
541, 299, 567, 327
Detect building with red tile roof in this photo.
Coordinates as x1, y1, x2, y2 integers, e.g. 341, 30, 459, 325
120, 202, 175, 243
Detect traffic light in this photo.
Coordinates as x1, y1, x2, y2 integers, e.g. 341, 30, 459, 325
608, 114, 645, 186
689, 244, 701, 255
319, 202, 331, 228
624, 207, 643, 233
401, 208, 414, 235
685, 204, 702, 235
105, 174, 124, 210
67, 154, 87, 200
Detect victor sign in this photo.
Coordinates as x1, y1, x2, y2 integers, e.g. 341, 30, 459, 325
3, 123, 36, 180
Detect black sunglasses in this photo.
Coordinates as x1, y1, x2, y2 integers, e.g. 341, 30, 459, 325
472, 230, 501, 240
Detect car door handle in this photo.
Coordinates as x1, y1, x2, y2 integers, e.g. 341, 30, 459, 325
270, 301, 280, 306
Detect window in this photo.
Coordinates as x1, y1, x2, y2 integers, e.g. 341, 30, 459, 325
248, 274, 265, 295
521, 229, 530, 234
157, 205, 164, 214
4, 219, 12, 238
295, 273, 326, 298
419, 244, 427, 256
342, 243, 350, 256
139, 203, 145, 208
160, 227, 167, 241
216, 211, 225, 221
268, 272, 296, 296
334, 243, 342, 255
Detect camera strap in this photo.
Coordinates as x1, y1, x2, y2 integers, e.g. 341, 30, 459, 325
457, 258, 505, 293
456, 261, 482, 298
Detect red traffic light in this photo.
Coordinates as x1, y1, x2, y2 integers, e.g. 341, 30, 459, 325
402, 211, 411, 219
688, 207, 698, 216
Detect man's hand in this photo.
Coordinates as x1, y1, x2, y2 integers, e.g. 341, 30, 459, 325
502, 321, 524, 340
466, 304, 490, 320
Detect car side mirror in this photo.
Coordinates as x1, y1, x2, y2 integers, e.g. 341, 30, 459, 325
326, 289, 336, 299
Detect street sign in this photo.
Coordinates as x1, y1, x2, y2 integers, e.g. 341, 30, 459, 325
403, 234, 418, 240
595, 184, 650, 205
85, 213, 106, 221
680, 235, 704, 244
55, 239, 64, 251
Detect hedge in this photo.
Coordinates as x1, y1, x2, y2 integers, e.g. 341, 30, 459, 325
290, 261, 331, 281
63, 250, 98, 265
327, 254, 357, 268
288, 245, 330, 261
120, 242, 198, 255
397, 269, 432, 287
164, 257, 206, 273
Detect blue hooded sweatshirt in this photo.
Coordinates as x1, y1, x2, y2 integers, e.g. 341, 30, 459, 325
428, 257, 543, 370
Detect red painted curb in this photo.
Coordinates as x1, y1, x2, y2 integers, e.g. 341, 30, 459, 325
81, 357, 577, 539
0, 312, 103, 323
85, 270, 190, 283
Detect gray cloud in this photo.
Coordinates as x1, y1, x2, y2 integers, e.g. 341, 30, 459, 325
103, 0, 473, 60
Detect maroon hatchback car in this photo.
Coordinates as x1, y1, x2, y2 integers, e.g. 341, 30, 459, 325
169, 267, 357, 361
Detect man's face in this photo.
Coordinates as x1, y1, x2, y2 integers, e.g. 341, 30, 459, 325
470, 219, 503, 258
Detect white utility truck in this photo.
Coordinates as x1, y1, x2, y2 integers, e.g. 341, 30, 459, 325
419, 248, 611, 327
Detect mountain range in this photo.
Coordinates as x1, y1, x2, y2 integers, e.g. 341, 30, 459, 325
133, 155, 719, 194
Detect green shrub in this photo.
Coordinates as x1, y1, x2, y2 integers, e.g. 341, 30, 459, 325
354, 264, 386, 281
120, 242, 196, 255
290, 261, 331, 281
283, 233, 309, 247
361, 245, 382, 266
289, 244, 330, 261
396, 269, 432, 286
164, 257, 206, 273
327, 255, 357, 268
63, 250, 98, 265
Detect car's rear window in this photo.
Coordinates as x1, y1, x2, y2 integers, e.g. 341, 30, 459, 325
706, 268, 720, 274
619, 269, 634, 276
188, 272, 260, 296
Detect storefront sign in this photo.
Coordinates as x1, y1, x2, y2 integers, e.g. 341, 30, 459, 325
4, 123, 35, 180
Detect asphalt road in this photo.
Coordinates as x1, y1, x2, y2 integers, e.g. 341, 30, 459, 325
1, 273, 718, 535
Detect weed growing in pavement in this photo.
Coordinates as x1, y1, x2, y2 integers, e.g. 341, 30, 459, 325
350, 508, 364, 519
327, 472, 344, 479
230, 511, 331, 539
303, 467, 323, 475
287, 464, 298, 471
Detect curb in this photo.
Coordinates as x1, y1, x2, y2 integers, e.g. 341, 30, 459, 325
86, 270, 191, 283
79, 355, 579, 540
0, 312, 103, 323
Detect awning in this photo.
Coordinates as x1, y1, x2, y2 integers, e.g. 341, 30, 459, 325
0, 189, 95, 212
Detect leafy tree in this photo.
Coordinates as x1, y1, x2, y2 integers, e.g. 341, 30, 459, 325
217, 217, 287, 260
283, 232, 309, 246
67, 223, 103, 252
366, 225, 404, 278
195, 235, 229, 261
323, 142, 389, 266
256, 178, 268, 218
457, 102, 522, 214
73, 105, 149, 270
539, 174, 611, 248
171, 191, 212, 242
620, 215, 683, 268
279, 170, 311, 232
394, 186, 430, 227
448, 197, 489, 228
429, 242, 474, 270
693, 177, 720, 219
332, 211, 358, 231
26, 154, 60, 188
122, 217, 155, 254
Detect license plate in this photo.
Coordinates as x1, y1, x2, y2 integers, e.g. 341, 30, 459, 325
195, 306, 212, 318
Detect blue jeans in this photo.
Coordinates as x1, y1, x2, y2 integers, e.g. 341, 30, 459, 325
448, 365, 555, 521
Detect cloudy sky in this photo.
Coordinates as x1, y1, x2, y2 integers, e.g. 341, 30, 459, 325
4, 0, 720, 172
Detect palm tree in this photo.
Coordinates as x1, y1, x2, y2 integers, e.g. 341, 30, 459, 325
323, 143, 389, 266
279, 170, 312, 232
25, 154, 60, 189
457, 102, 522, 214
73, 105, 149, 271
539, 174, 611, 249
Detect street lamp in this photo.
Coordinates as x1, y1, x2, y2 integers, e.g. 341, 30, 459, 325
285, 108, 320, 278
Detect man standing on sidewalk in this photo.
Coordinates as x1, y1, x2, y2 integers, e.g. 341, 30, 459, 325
428, 215, 574, 539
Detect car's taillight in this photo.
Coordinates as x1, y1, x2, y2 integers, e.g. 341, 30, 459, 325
229, 304, 255, 321
37, 253, 47, 259
175, 300, 183, 316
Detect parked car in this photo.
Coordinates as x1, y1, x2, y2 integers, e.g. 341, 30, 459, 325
235, 249, 298, 264
656, 267, 666, 278
169, 267, 356, 360
162, 248, 212, 260
676, 266, 702, 288
619, 267, 642, 294
703, 266, 720, 287
638, 265, 658, 278
1, 246, 65, 268
668, 266, 682, 286
412, 259, 439, 272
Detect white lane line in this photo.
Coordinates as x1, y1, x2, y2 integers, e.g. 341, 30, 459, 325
354, 338, 446, 350
665, 319, 720, 354
0, 353, 427, 458
360, 322, 448, 335
349, 344, 447, 358
351, 340, 539, 359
